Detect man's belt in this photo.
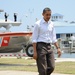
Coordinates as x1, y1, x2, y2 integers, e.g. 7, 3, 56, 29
37, 42, 50, 45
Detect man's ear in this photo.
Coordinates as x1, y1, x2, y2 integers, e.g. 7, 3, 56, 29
42, 13, 44, 16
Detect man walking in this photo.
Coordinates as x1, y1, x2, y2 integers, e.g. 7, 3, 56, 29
32, 7, 61, 75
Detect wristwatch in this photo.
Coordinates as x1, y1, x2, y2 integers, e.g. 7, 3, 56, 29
56, 47, 60, 49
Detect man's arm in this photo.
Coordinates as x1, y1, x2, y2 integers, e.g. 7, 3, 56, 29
51, 26, 61, 57
54, 42, 61, 57
32, 43, 37, 60
32, 23, 39, 60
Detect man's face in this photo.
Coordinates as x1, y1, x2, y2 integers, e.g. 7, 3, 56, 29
42, 11, 51, 22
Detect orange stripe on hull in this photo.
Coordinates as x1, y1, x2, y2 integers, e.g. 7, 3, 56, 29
0, 32, 32, 37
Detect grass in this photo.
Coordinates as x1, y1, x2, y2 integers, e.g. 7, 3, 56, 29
0, 58, 37, 71
0, 58, 75, 74
54, 62, 75, 74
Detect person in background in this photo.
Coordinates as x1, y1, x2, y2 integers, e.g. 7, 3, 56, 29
4, 12, 9, 22
14, 13, 17, 22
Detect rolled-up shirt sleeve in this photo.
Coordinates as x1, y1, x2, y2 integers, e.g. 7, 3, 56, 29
51, 27, 57, 43
32, 23, 39, 43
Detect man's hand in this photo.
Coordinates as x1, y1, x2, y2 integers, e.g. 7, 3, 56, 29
33, 43, 37, 60
57, 48, 61, 57
33, 51, 37, 60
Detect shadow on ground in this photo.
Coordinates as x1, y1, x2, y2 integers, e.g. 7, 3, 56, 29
0, 63, 36, 66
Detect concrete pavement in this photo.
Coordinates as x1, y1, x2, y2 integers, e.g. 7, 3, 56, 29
0, 71, 70, 75
55, 58, 75, 62
24, 57, 75, 62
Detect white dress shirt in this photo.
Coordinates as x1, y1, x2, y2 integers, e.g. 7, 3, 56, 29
32, 18, 57, 43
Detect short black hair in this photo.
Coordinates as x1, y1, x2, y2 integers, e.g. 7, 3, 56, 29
43, 7, 51, 14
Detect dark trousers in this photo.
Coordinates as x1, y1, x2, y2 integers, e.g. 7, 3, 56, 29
36, 42, 55, 75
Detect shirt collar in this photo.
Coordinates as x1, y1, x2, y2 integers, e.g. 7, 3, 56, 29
42, 18, 51, 24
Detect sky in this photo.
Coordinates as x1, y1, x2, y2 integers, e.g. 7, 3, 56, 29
0, 0, 75, 32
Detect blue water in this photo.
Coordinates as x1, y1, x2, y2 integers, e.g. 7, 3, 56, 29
55, 53, 75, 58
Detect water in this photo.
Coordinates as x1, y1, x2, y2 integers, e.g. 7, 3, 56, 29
55, 53, 75, 58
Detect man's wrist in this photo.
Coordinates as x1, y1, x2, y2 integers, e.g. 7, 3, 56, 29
34, 50, 37, 53
56, 47, 60, 49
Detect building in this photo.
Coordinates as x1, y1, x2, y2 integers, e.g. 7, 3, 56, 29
51, 13, 75, 52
